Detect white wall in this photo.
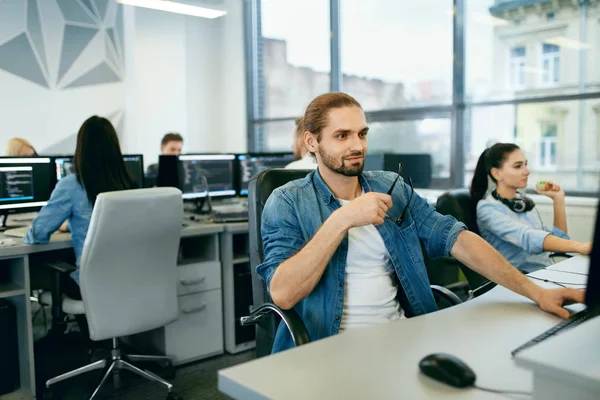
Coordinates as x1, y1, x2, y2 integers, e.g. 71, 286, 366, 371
122, 0, 247, 168
0, 0, 247, 169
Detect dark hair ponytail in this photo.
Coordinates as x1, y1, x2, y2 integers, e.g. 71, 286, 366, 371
470, 143, 520, 203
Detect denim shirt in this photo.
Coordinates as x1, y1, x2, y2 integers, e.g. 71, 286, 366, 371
476, 193, 570, 274
257, 170, 466, 353
24, 174, 93, 284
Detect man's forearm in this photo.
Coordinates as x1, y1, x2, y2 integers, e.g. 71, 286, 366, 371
269, 210, 348, 310
553, 198, 568, 233
450, 231, 541, 302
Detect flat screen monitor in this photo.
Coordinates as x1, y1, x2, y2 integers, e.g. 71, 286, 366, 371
368, 153, 433, 189
122, 154, 144, 188
53, 154, 144, 188
585, 198, 600, 308
237, 153, 296, 196
178, 154, 237, 199
0, 157, 53, 216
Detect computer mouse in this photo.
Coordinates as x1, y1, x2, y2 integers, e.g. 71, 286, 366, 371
419, 353, 476, 388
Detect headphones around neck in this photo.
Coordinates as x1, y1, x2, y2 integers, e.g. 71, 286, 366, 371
491, 189, 535, 213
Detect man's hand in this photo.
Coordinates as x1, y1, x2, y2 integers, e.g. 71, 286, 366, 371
335, 192, 392, 229
533, 287, 586, 319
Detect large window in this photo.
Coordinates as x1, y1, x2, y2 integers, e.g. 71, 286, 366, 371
259, 0, 330, 119
340, 0, 452, 110
367, 118, 451, 180
247, 0, 600, 194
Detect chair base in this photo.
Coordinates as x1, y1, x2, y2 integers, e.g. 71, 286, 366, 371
45, 338, 173, 400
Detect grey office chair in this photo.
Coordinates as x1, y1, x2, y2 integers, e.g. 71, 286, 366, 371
42, 188, 183, 400
241, 169, 462, 358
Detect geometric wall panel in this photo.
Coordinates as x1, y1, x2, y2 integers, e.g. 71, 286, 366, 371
56, 0, 96, 24
27, 0, 48, 75
58, 25, 98, 81
0, 32, 48, 87
0, 0, 124, 89
94, 0, 109, 20
65, 61, 120, 88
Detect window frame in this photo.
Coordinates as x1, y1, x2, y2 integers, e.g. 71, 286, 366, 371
244, 0, 600, 195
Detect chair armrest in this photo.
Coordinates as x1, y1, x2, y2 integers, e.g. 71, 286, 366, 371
240, 303, 311, 347
430, 285, 463, 306
549, 252, 573, 258
42, 261, 76, 274
468, 280, 497, 299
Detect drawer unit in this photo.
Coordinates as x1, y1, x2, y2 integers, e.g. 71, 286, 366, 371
176, 261, 221, 296
165, 290, 223, 364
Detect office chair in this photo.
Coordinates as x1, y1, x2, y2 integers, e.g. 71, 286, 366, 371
41, 188, 183, 400
435, 189, 489, 290
242, 169, 462, 358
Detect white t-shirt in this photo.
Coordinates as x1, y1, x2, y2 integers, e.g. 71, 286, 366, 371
284, 154, 318, 170
337, 197, 402, 331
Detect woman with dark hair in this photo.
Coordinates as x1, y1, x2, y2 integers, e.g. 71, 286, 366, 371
471, 143, 591, 273
25, 116, 137, 297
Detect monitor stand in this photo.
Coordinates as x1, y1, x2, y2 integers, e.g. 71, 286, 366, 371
193, 195, 213, 215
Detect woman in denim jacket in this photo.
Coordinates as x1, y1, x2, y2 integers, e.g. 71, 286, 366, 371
25, 116, 137, 299
471, 143, 592, 273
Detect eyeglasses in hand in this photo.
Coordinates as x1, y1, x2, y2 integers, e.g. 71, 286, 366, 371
385, 162, 414, 226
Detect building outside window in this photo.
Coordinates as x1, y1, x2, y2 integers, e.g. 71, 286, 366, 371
541, 43, 560, 84
538, 121, 558, 169
510, 46, 526, 88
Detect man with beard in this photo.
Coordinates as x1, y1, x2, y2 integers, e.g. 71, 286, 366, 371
257, 92, 585, 353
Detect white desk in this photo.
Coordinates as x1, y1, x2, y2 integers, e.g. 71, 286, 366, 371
0, 221, 230, 399
218, 256, 593, 400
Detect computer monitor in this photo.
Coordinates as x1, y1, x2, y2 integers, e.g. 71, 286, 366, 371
364, 153, 433, 188
0, 157, 53, 227
122, 154, 144, 188
585, 200, 600, 308
53, 154, 144, 188
237, 153, 296, 196
178, 154, 237, 199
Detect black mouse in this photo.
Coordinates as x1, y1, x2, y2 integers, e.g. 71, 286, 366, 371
419, 353, 476, 388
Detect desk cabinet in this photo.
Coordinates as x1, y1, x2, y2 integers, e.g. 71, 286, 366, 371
142, 232, 225, 365
220, 223, 255, 354
0, 256, 35, 399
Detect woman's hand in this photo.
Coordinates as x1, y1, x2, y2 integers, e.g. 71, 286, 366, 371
536, 181, 565, 202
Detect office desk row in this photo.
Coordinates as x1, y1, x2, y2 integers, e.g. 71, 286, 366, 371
218, 256, 599, 400
0, 220, 251, 399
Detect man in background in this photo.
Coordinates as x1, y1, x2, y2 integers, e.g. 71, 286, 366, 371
145, 132, 184, 178
285, 117, 317, 170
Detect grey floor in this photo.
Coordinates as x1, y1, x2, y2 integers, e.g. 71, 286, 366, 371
32, 303, 256, 399
42, 347, 255, 400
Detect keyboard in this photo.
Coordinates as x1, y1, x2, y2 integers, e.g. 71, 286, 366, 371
213, 210, 248, 223
511, 306, 600, 357
3, 226, 30, 238
211, 203, 248, 223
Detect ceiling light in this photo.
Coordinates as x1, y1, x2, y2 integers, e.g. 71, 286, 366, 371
117, 0, 227, 19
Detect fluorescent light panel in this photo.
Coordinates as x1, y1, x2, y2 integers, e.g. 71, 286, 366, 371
117, 0, 227, 19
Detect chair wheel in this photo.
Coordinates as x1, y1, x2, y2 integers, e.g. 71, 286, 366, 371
42, 388, 54, 400
160, 361, 176, 379
166, 393, 183, 400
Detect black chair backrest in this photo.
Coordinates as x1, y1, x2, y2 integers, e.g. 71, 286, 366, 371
436, 188, 487, 288
436, 188, 480, 235
248, 168, 313, 357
